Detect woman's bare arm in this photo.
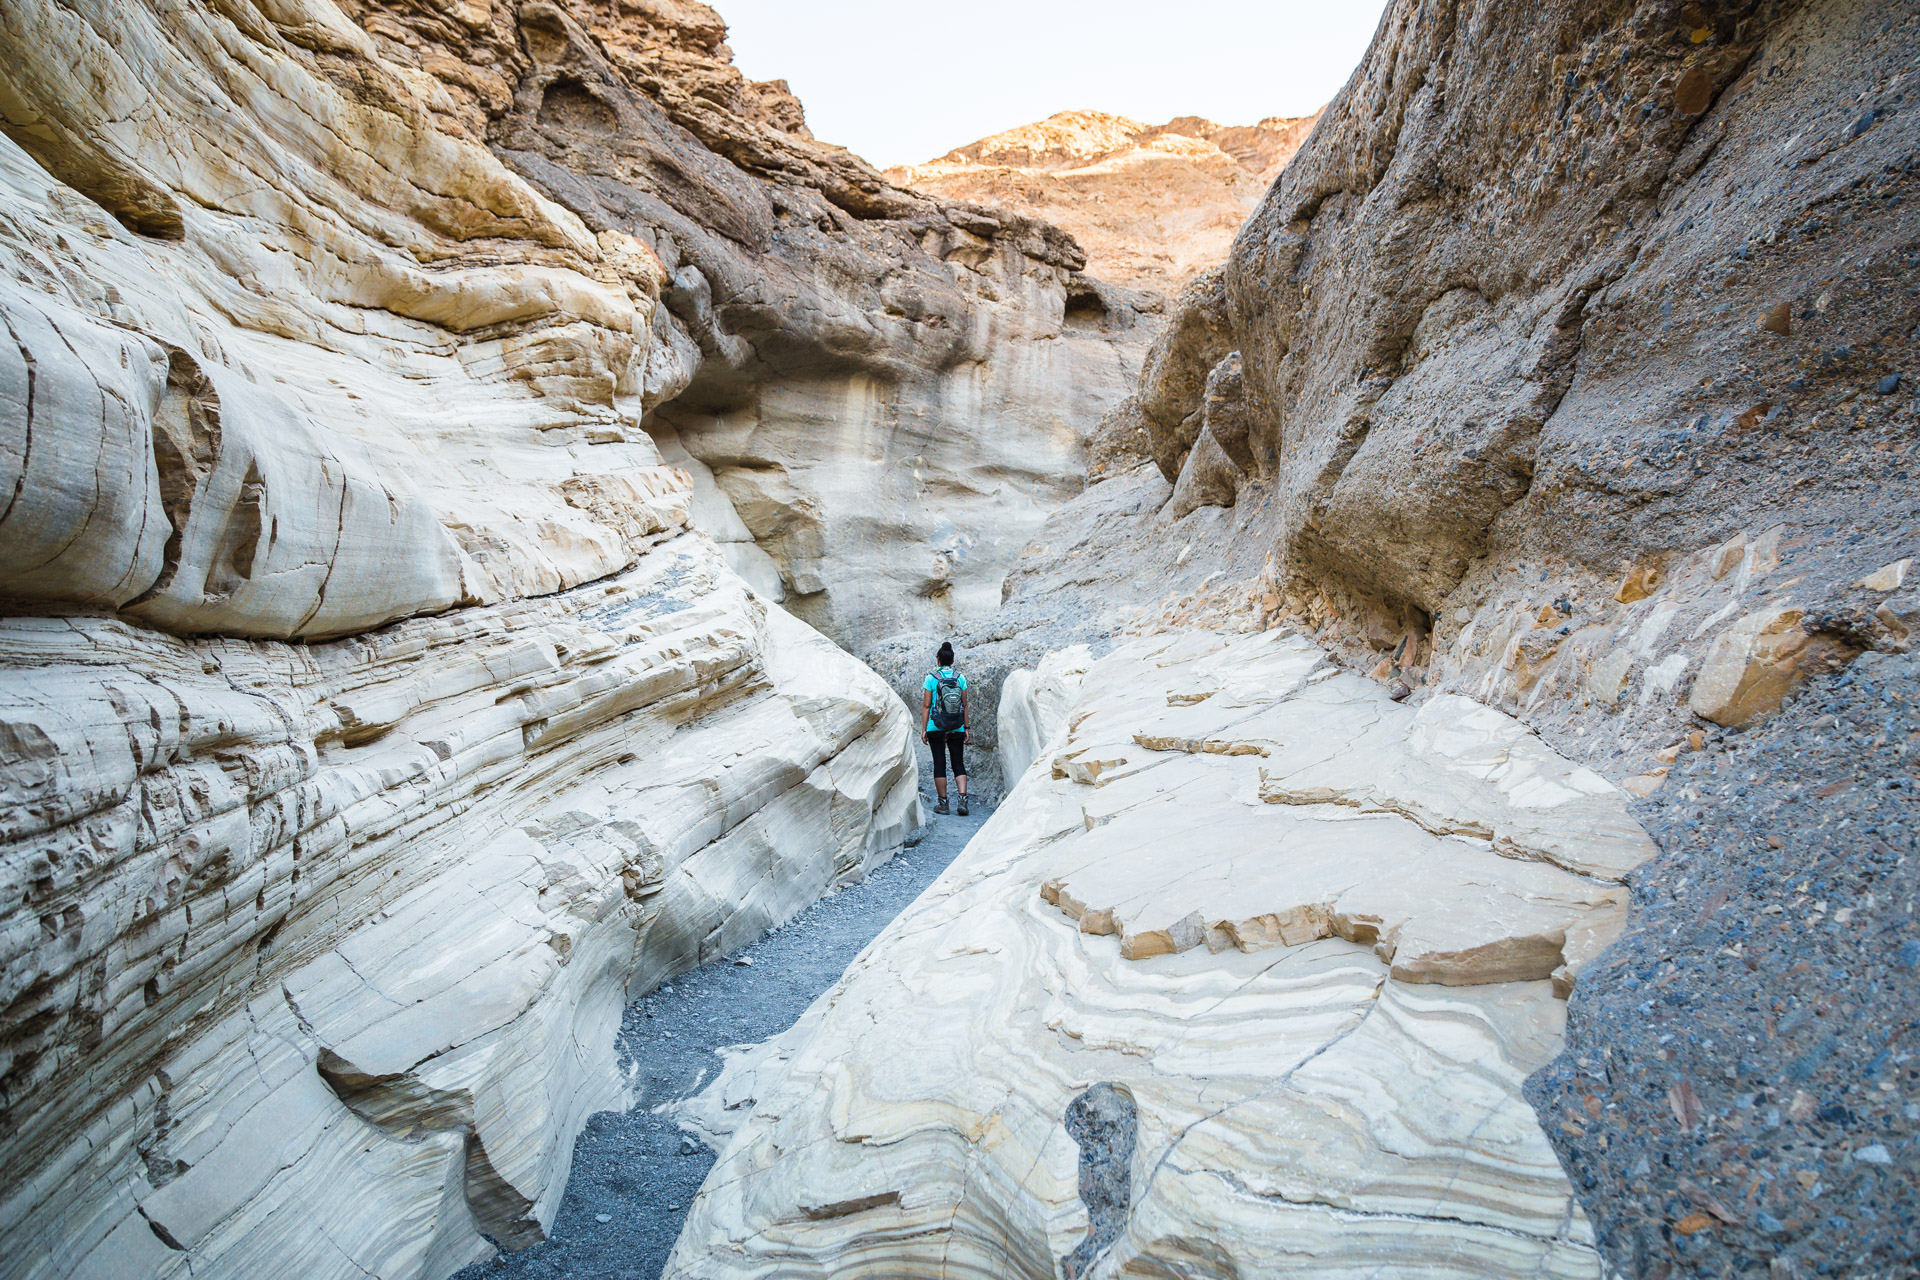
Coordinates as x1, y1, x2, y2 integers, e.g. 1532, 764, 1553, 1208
920, 688, 931, 738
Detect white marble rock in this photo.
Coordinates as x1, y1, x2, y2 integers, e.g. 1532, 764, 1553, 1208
666, 629, 1659, 1279
0, 3, 934, 1274
0, 540, 922, 1280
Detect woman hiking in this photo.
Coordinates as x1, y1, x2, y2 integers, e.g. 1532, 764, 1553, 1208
920, 641, 969, 815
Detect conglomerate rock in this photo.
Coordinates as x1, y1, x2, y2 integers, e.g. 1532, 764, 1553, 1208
665, 629, 1657, 1279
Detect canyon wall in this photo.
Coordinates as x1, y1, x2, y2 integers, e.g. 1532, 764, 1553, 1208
455, 0, 1155, 651
1090, 0, 1917, 762
5, 0, 1914, 1275
0, 0, 1148, 1275
1, 545, 919, 1280
952, 0, 1916, 808
682, 0, 1918, 1276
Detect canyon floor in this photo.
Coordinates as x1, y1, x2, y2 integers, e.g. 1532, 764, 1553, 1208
450, 801, 989, 1280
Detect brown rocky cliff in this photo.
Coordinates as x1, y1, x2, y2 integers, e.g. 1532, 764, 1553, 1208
888, 108, 1323, 293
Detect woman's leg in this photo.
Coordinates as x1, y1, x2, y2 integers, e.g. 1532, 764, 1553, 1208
929, 732, 949, 803
951, 737, 967, 813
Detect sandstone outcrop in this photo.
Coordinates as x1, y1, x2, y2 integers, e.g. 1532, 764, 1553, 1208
889, 110, 1320, 295
666, 629, 1656, 1278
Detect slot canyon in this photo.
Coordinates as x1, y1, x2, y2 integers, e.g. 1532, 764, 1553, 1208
0, 0, 1914, 1278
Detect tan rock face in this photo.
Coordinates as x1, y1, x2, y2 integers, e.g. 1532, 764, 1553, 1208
888, 110, 1321, 295
667, 629, 1654, 1278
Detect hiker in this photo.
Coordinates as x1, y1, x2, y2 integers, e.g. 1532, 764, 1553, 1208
921, 641, 969, 815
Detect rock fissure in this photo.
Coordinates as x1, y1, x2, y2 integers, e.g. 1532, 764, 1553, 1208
1194, 1160, 1570, 1247
1133, 974, 1390, 1215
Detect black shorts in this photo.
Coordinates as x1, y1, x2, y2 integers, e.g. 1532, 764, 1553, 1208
927, 731, 966, 778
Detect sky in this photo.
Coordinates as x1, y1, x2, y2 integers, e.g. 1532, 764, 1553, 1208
711, 1, 1392, 170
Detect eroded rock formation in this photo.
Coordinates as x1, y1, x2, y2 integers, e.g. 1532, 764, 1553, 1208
0, 0, 1134, 1272
853, 0, 1919, 1273
666, 630, 1656, 1278
457, 0, 1156, 650
914, 0, 1919, 786
4, 554, 918, 1279
6, 0, 1916, 1275
889, 110, 1321, 295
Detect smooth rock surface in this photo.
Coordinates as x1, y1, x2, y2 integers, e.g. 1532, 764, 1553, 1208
450, 809, 989, 1280
993, 643, 1089, 785
665, 629, 1659, 1278
0, 540, 921, 1280
0, 0, 1151, 656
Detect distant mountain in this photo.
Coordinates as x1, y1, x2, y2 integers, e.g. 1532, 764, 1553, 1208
886, 109, 1321, 293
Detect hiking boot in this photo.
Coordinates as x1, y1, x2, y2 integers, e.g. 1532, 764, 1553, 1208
957, 795, 969, 816
934, 797, 949, 815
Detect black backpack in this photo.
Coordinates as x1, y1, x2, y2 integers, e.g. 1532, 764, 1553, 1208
931, 669, 965, 731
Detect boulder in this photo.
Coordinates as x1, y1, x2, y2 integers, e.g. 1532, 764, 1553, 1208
1686, 606, 1823, 727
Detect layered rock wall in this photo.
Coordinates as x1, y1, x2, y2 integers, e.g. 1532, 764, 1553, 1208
667, 630, 1658, 1278
2, 550, 918, 1280
0, 0, 1118, 1273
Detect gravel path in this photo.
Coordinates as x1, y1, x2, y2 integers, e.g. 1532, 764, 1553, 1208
453, 804, 987, 1280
